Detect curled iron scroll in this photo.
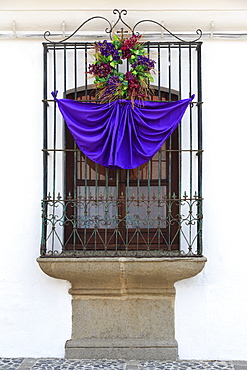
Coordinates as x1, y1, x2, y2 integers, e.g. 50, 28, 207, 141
132, 19, 202, 42
44, 15, 112, 43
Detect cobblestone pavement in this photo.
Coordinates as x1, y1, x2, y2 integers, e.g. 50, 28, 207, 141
0, 358, 246, 370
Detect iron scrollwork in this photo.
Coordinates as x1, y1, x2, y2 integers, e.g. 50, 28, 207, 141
44, 9, 202, 43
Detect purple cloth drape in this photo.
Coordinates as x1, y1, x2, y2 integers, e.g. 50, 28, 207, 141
52, 92, 194, 169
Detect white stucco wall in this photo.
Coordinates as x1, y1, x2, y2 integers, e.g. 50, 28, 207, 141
0, 39, 71, 357
176, 39, 247, 360
0, 0, 247, 360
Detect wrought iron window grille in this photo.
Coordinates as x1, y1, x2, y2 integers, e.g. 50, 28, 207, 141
41, 9, 203, 258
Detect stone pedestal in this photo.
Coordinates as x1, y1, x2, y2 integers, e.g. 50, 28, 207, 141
37, 257, 206, 360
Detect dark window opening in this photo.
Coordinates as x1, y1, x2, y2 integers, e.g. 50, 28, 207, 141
64, 87, 179, 252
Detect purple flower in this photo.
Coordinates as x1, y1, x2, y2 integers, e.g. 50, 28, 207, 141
88, 63, 112, 78
101, 75, 121, 98
131, 55, 155, 70
97, 40, 120, 61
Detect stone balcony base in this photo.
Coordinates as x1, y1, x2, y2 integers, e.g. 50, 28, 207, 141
65, 339, 178, 360
37, 257, 206, 360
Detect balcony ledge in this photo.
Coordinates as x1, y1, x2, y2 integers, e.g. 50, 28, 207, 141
37, 256, 207, 296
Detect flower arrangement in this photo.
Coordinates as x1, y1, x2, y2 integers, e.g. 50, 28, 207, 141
88, 34, 155, 104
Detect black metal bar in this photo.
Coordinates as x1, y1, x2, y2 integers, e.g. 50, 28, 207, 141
188, 43, 193, 252
136, 166, 140, 250
157, 151, 161, 249
168, 44, 171, 101
178, 43, 182, 252
168, 44, 172, 247
41, 43, 48, 255
52, 44, 57, 201
51, 44, 58, 253
85, 44, 88, 98
84, 157, 88, 247
116, 168, 119, 249
43, 99, 202, 104
146, 41, 150, 99
126, 169, 130, 252
74, 44, 77, 100
43, 148, 203, 153
197, 43, 203, 255
157, 43, 161, 99
44, 41, 201, 50
178, 44, 182, 198
72, 44, 78, 251
147, 159, 151, 249
105, 168, 109, 250
63, 44, 67, 194
95, 162, 99, 252
62, 43, 67, 252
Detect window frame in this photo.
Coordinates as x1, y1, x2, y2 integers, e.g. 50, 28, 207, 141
41, 40, 203, 257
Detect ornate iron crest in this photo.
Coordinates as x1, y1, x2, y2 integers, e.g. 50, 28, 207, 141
44, 9, 202, 43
